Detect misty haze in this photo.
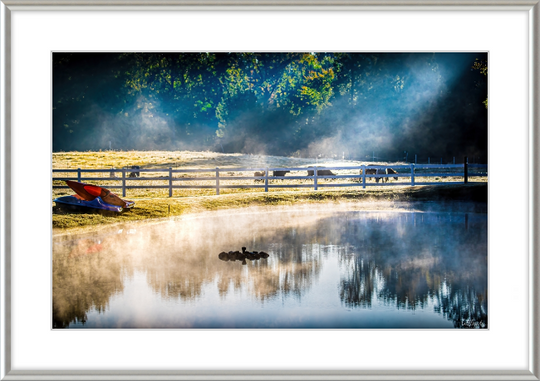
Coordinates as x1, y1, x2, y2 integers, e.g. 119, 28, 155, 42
54, 52, 487, 160
53, 52, 488, 329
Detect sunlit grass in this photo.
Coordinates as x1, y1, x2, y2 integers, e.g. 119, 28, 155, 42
53, 184, 488, 233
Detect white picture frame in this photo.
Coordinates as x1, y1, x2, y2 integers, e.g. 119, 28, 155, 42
1, 1, 538, 380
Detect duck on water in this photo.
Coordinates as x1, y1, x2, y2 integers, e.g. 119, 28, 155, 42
218, 247, 270, 265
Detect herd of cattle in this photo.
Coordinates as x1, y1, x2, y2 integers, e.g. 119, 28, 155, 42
254, 165, 399, 183
115, 165, 398, 183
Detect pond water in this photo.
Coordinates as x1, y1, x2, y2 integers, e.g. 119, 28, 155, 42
52, 203, 487, 329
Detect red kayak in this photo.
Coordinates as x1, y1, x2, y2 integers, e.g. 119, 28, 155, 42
66, 180, 131, 208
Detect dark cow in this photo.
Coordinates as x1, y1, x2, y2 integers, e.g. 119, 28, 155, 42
362, 165, 385, 183
386, 167, 399, 182
362, 168, 377, 177
361, 166, 399, 183
128, 165, 140, 178
307, 167, 336, 176
361, 166, 380, 183
318, 169, 335, 176
375, 168, 386, 183
272, 170, 290, 177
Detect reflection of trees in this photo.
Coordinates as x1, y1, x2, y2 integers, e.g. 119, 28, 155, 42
53, 212, 328, 327
246, 242, 322, 301
435, 287, 487, 328
53, 210, 488, 328
338, 212, 488, 327
340, 259, 378, 308
53, 235, 129, 328
141, 223, 324, 303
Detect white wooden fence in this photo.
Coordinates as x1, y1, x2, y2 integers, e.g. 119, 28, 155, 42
53, 163, 487, 197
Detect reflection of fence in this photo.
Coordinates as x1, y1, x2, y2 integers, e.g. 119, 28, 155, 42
53, 162, 487, 197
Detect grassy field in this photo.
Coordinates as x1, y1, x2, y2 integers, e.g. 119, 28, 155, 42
53, 150, 486, 198
53, 151, 487, 233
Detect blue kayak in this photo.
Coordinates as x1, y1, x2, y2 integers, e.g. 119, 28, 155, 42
54, 195, 135, 213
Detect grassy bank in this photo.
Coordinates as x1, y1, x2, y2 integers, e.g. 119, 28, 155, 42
53, 183, 487, 233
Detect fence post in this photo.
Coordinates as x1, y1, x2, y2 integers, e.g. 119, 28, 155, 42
411, 164, 415, 186
314, 166, 318, 191
464, 157, 468, 184
169, 168, 173, 197
264, 168, 268, 192
77, 168, 81, 182
216, 167, 220, 195
362, 165, 366, 189
122, 168, 126, 197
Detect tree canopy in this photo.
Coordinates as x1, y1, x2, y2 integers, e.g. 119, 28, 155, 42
53, 52, 487, 162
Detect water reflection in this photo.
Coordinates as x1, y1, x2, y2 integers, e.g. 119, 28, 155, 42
53, 235, 127, 328
337, 213, 487, 328
53, 204, 487, 328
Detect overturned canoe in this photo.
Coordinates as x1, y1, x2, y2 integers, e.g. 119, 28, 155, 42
53, 195, 134, 213
66, 180, 132, 208
55, 181, 135, 213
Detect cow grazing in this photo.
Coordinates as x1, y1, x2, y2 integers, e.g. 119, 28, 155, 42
253, 171, 266, 182
376, 168, 387, 183
362, 168, 377, 177
307, 168, 335, 176
129, 165, 140, 178
362, 165, 385, 183
361, 166, 398, 183
362, 167, 379, 182
319, 169, 335, 176
272, 170, 290, 177
386, 168, 398, 181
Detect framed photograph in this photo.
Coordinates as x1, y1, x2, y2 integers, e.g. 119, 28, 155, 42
1, 1, 538, 380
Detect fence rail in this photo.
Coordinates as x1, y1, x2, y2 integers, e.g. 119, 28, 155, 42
53, 162, 487, 197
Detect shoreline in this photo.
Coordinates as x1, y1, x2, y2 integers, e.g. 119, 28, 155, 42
53, 183, 487, 236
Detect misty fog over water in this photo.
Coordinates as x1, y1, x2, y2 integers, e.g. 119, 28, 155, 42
52, 203, 487, 329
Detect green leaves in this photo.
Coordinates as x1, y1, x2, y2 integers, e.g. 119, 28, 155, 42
472, 58, 488, 76
53, 52, 488, 158
472, 58, 488, 108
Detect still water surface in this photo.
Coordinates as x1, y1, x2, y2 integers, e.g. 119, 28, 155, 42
53, 203, 487, 329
